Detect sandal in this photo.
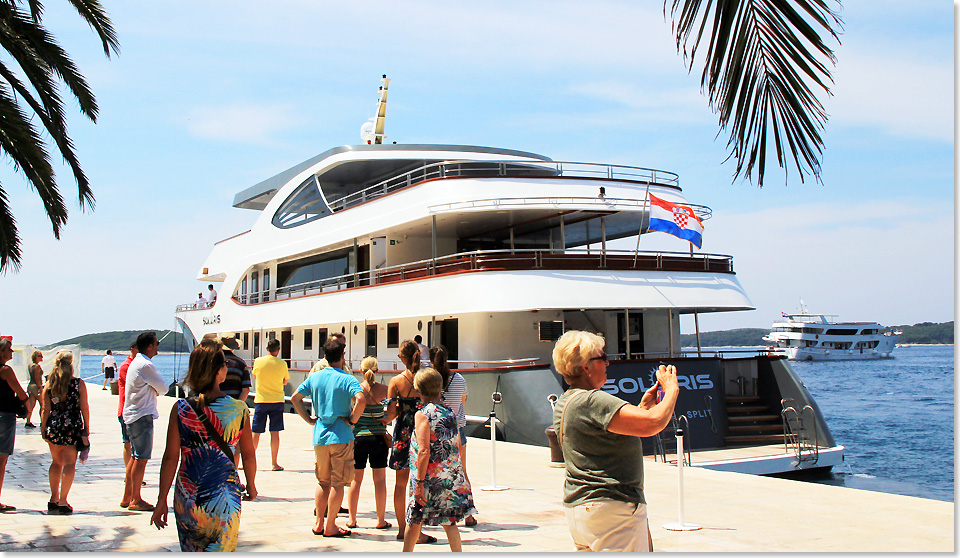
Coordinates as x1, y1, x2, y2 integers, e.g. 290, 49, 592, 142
48, 501, 60, 513
322, 528, 351, 538
58, 504, 73, 515
419, 534, 438, 544
375, 521, 392, 530
0, 504, 16, 513
464, 516, 477, 527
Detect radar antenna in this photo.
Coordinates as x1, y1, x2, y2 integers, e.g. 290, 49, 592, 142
360, 74, 390, 144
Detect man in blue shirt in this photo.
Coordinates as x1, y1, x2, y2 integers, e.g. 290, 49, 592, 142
292, 338, 364, 538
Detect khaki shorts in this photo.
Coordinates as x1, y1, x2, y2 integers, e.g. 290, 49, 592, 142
565, 500, 650, 552
314, 441, 355, 487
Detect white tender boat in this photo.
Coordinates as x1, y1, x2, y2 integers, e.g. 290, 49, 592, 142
764, 306, 901, 361
173, 77, 843, 475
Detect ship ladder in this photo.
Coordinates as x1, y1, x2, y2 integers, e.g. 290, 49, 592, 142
780, 399, 820, 467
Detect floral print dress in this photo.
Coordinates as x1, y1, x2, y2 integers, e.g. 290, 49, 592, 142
44, 378, 83, 446
405, 402, 477, 525
388, 395, 421, 470
173, 397, 248, 552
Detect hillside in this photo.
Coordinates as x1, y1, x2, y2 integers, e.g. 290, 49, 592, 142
681, 321, 954, 347
44, 330, 189, 353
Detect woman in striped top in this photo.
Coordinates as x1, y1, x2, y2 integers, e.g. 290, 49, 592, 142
346, 356, 392, 530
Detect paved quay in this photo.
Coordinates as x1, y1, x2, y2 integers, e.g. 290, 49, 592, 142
0, 385, 952, 552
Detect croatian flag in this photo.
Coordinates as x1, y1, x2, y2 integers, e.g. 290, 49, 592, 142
647, 194, 704, 248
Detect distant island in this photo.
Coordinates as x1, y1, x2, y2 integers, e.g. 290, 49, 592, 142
44, 329, 189, 353
681, 321, 953, 347
45, 321, 953, 353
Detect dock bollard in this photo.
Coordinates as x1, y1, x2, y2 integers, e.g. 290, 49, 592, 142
480, 411, 508, 491
663, 427, 701, 531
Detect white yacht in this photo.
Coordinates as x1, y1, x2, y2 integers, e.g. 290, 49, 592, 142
764, 306, 901, 361
174, 77, 844, 475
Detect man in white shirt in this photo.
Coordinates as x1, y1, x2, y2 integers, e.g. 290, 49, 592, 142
122, 332, 168, 512
414, 335, 429, 366
101, 350, 117, 391
207, 284, 218, 303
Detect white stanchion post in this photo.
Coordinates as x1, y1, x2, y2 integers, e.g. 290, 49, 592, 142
663, 427, 701, 531
481, 411, 508, 491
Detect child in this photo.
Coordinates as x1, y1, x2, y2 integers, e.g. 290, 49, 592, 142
402, 368, 477, 552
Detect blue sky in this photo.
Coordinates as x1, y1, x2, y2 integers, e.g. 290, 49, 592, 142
0, 0, 953, 344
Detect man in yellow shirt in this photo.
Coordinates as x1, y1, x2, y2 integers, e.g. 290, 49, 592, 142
252, 338, 289, 471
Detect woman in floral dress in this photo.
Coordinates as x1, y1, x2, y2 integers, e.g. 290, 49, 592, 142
41, 350, 89, 515
403, 368, 477, 552
150, 339, 258, 551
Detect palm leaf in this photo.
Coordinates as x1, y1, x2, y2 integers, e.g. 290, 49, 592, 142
666, 0, 842, 186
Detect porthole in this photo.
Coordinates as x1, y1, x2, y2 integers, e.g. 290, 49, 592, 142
353, 325, 358, 335
341, 326, 346, 334
417, 320, 423, 331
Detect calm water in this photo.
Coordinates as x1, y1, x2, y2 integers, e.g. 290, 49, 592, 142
790, 345, 954, 502
79, 347, 955, 502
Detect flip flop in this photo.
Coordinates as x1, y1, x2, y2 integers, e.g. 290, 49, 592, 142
345, 522, 358, 528
375, 521, 392, 530
464, 516, 477, 527
0, 504, 16, 513
419, 534, 438, 544
312, 528, 324, 536
271, 465, 284, 471
322, 528, 352, 538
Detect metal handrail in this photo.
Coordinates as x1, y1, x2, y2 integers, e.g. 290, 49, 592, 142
326, 159, 681, 213
799, 405, 820, 464
428, 196, 712, 221
186, 248, 734, 309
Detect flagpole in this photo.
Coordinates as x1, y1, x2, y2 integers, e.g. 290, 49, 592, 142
633, 183, 652, 266
691, 242, 702, 357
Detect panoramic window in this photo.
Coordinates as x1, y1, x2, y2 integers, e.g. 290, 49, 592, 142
277, 250, 352, 289
272, 175, 332, 229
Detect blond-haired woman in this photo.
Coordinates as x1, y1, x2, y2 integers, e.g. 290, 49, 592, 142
41, 350, 89, 515
151, 338, 257, 551
551, 330, 679, 552
25, 350, 44, 428
346, 356, 391, 529
384, 339, 435, 543
403, 367, 476, 552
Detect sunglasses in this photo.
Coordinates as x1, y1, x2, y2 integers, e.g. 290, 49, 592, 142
588, 352, 608, 363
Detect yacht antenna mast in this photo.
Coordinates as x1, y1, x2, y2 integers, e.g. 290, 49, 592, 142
361, 74, 390, 144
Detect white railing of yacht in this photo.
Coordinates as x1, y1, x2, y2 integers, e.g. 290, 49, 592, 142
175, 248, 735, 311
325, 160, 680, 213
428, 196, 713, 221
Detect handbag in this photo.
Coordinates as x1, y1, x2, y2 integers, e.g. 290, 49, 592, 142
185, 397, 234, 462
14, 397, 27, 419
76, 436, 90, 464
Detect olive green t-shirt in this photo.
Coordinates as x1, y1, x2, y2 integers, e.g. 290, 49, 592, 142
553, 388, 645, 507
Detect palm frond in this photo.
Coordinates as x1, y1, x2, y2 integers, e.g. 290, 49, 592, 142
0, 186, 23, 273
63, 0, 119, 57
666, 0, 842, 186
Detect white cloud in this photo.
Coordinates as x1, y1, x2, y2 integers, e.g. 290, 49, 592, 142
184, 102, 300, 146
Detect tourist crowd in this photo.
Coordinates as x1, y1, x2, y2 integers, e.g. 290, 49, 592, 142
0, 328, 678, 552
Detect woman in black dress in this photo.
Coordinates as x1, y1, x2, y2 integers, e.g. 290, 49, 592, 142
41, 351, 89, 515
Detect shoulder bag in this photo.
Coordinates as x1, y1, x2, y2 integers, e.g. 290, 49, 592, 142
185, 397, 234, 462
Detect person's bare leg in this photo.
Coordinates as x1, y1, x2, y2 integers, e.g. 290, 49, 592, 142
442, 523, 462, 552
394, 468, 409, 537
313, 484, 330, 533
372, 467, 388, 526
57, 447, 78, 506
47, 446, 62, 504
252, 432, 261, 451
348, 469, 363, 527
402, 522, 422, 552
325, 486, 347, 535
25, 397, 36, 424
270, 431, 281, 470
121, 448, 135, 507
0, 454, 8, 504
130, 459, 148, 504
461, 445, 475, 525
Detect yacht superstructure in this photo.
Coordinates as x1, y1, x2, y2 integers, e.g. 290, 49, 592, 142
174, 77, 843, 475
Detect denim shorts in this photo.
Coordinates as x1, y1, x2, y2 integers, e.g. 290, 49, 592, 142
0, 412, 15, 456
459, 427, 468, 446
127, 415, 155, 460
252, 402, 285, 433
118, 415, 130, 444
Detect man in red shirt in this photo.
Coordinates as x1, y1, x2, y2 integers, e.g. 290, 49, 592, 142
117, 341, 138, 508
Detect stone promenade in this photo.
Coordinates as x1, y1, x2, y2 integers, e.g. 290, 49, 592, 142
0, 385, 952, 552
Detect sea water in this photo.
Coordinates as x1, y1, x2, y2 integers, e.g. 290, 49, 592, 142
78, 346, 955, 502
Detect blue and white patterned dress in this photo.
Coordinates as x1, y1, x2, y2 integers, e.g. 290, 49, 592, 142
406, 402, 477, 525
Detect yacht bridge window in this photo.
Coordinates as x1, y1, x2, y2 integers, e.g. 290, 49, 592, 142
272, 176, 332, 229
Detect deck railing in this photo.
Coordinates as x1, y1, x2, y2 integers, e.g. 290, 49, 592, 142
325, 160, 680, 213
176, 248, 733, 312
